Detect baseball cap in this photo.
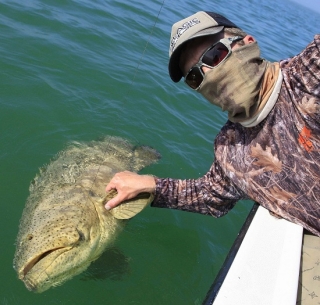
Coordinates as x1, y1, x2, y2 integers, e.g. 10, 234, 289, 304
168, 11, 239, 82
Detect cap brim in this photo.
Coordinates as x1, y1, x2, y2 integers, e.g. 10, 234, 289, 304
168, 26, 224, 82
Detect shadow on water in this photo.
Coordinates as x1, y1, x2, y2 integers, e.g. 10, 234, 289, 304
80, 246, 131, 282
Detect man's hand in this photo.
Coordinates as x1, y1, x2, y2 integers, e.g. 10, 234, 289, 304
105, 171, 156, 210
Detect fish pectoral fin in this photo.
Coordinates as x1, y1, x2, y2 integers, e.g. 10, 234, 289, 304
109, 192, 154, 220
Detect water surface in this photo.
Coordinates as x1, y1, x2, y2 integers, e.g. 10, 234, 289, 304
1, 0, 319, 304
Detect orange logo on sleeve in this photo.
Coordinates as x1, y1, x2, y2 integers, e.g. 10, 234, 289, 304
298, 126, 313, 152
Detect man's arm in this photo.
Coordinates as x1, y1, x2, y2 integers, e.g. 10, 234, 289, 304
105, 160, 245, 218
152, 160, 245, 217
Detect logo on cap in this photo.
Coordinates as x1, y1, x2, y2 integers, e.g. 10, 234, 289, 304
170, 18, 200, 53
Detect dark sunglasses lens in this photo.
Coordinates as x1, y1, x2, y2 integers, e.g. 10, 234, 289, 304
202, 42, 229, 67
185, 67, 203, 89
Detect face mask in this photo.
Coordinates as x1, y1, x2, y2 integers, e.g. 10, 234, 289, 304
198, 41, 268, 123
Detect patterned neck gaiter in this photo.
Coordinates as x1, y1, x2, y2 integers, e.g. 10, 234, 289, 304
198, 41, 269, 123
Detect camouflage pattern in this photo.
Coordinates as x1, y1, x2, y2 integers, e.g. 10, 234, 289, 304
152, 35, 320, 236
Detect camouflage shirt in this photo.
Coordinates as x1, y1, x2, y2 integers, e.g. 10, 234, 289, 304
152, 35, 320, 236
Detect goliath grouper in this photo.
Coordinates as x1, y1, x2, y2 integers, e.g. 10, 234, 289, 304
13, 136, 160, 293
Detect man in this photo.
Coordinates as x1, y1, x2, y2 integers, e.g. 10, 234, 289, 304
105, 11, 320, 236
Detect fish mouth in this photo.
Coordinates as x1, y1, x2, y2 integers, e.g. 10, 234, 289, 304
20, 247, 67, 281
23, 277, 37, 292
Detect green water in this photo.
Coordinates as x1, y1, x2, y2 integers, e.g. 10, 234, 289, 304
1, 0, 319, 304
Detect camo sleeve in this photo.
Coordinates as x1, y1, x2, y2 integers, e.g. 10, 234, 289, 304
280, 34, 320, 96
151, 160, 246, 217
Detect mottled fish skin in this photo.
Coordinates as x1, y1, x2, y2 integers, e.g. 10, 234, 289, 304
13, 136, 160, 293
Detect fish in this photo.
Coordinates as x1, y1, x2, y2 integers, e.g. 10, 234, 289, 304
13, 136, 160, 293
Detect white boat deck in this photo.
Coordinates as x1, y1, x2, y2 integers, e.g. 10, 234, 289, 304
213, 206, 303, 305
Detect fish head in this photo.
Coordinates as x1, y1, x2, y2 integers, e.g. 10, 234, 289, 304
13, 186, 109, 293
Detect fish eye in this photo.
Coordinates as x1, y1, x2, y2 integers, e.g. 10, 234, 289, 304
76, 228, 85, 241
27, 234, 33, 241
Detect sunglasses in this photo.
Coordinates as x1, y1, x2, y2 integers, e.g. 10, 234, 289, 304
184, 36, 243, 90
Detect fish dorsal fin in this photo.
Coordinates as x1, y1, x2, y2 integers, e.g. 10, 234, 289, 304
104, 190, 154, 220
